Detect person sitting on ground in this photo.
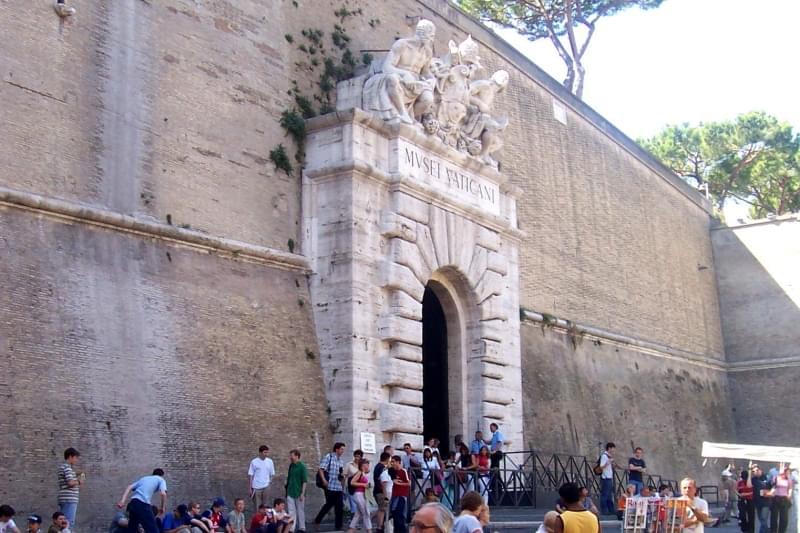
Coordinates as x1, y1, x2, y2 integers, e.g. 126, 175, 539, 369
617, 484, 636, 520
109, 508, 129, 533
162, 505, 191, 533
47, 512, 69, 533
452, 492, 484, 533
225, 499, 247, 533
201, 499, 227, 533
249, 505, 268, 533
267, 499, 293, 533
0, 506, 20, 533
188, 503, 211, 533
578, 487, 599, 515
26, 515, 43, 533
553, 483, 600, 533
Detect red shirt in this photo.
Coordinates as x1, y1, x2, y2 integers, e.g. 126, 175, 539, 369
250, 513, 267, 533
392, 468, 410, 498
737, 480, 753, 500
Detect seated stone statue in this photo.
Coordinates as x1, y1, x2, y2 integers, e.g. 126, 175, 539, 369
461, 70, 510, 166
362, 19, 436, 124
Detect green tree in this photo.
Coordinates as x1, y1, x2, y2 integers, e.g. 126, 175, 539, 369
640, 112, 800, 218
458, 0, 665, 99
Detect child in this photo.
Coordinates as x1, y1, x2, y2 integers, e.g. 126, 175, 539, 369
0, 506, 20, 533
27, 515, 42, 533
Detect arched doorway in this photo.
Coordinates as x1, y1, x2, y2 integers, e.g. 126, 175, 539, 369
421, 271, 479, 457
422, 286, 449, 454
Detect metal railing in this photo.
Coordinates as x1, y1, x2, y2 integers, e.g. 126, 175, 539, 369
405, 450, 679, 511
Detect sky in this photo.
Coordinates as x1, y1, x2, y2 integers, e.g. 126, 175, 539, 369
495, 0, 800, 221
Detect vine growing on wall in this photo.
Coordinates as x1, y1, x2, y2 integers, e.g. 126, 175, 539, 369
269, 3, 377, 175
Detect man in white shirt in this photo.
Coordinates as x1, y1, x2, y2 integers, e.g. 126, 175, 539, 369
599, 442, 616, 516
681, 477, 710, 533
249, 445, 276, 510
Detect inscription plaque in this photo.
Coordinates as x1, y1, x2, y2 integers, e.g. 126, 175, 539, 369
397, 139, 500, 216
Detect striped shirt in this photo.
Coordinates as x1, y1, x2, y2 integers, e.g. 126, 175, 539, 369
57, 463, 79, 503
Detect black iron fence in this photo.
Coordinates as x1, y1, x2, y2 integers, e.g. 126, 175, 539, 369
405, 450, 679, 511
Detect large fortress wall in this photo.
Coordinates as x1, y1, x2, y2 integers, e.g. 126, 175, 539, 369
0, 0, 733, 526
711, 216, 800, 446
520, 322, 735, 483
0, 204, 329, 527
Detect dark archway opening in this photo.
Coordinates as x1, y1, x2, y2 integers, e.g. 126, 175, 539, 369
422, 285, 449, 456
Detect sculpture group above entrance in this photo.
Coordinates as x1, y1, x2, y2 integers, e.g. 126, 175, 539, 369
360, 20, 509, 168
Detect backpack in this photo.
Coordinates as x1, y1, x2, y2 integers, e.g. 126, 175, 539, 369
593, 453, 604, 475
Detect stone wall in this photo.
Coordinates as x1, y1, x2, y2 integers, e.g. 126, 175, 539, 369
0, 203, 329, 527
0, 0, 735, 527
711, 215, 800, 445
520, 320, 736, 485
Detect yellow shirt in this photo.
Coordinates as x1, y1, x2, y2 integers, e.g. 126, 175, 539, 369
561, 509, 599, 533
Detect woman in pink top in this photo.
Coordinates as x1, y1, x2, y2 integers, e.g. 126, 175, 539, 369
769, 466, 794, 533
347, 459, 372, 533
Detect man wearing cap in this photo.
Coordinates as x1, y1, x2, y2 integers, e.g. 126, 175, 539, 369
201, 499, 227, 533
26, 515, 42, 533
116, 468, 168, 533
249, 446, 276, 511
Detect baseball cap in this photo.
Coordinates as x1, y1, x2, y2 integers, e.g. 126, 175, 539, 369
212, 497, 225, 507
27, 515, 42, 524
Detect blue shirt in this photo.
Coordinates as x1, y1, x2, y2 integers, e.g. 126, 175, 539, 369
470, 439, 483, 454
131, 475, 167, 503
162, 513, 188, 531
489, 430, 504, 452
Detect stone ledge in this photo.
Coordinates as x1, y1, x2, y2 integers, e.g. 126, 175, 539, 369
0, 185, 310, 272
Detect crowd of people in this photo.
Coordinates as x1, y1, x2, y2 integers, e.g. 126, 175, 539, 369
2, 435, 795, 533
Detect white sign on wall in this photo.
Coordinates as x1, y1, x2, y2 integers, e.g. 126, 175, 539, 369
360, 432, 376, 454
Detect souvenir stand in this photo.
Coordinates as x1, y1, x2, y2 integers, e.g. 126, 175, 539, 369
621, 497, 688, 533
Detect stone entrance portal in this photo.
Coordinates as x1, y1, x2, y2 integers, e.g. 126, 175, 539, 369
302, 107, 524, 452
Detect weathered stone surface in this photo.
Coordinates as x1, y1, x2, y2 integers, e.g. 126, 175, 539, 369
480, 361, 506, 380
476, 339, 507, 365
482, 378, 514, 405
487, 251, 508, 276
391, 432, 425, 450
378, 314, 423, 345
479, 295, 509, 321
381, 358, 424, 389
390, 342, 423, 363
390, 387, 424, 407
389, 238, 428, 284
381, 262, 425, 302
389, 289, 423, 321
393, 192, 430, 224
381, 212, 417, 242
380, 403, 424, 433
